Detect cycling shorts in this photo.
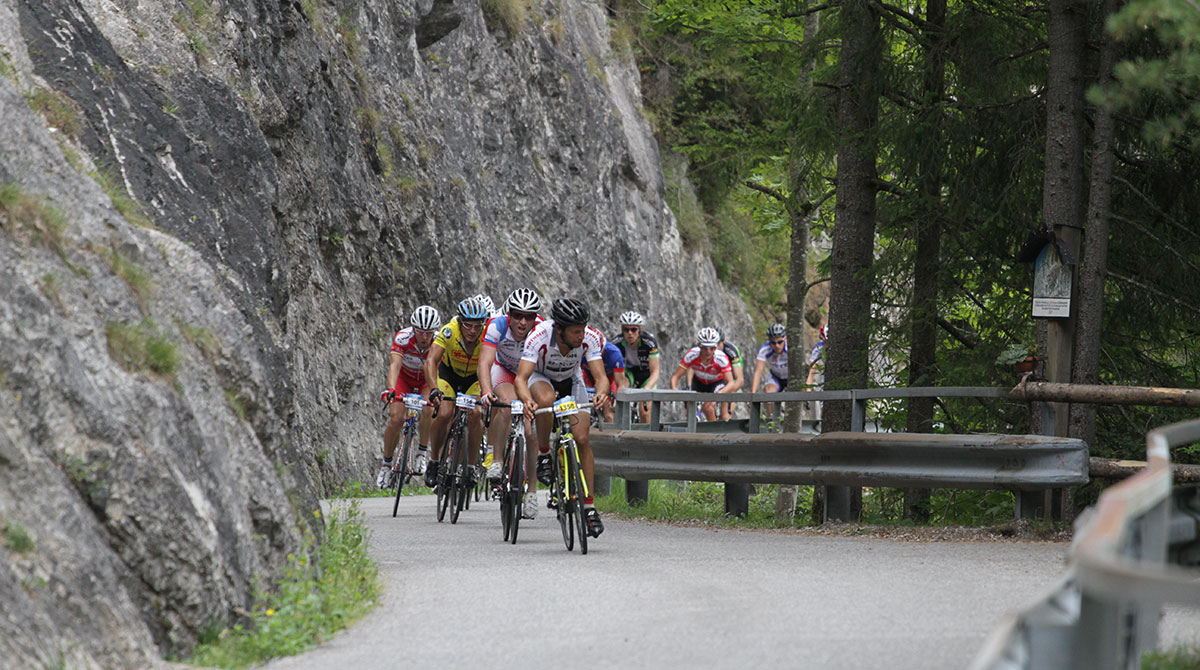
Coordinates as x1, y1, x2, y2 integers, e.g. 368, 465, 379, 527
436, 362, 481, 399
691, 379, 726, 394
394, 370, 429, 398
626, 368, 652, 388
528, 370, 591, 414
765, 373, 788, 392
491, 364, 517, 388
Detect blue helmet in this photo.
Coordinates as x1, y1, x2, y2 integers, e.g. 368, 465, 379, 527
457, 296, 489, 321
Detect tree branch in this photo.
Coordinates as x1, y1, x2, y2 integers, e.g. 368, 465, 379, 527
991, 41, 1049, 66
781, 3, 838, 19
805, 276, 831, 292
873, 178, 907, 196
1109, 213, 1200, 274
936, 317, 978, 349
743, 180, 787, 202
1113, 175, 1200, 244
1108, 270, 1200, 317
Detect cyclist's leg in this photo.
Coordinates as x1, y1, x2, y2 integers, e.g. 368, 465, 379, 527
487, 368, 517, 470
426, 376, 456, 486
528, 373, 558, 490
465, 381, 483, 468
764, 373, 781, 418
383, 399, 405, 459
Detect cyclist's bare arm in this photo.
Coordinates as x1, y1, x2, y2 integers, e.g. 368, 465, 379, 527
387, 351, 403, 391
751, 359, 767, 393
515, 359, 537, 418
586, 357, 610, 408
728, 365, 744, 392
669, 364, 688, 390
424, 342, 445, 394
645, 356, 660, 388
718, 369, 735, 392
478, 345, 498, 401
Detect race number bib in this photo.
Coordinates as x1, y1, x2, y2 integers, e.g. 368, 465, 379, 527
510, 400, 524, 414
403, 394, 426, 410
455, 395, 477, 409
554, 396, 579, 417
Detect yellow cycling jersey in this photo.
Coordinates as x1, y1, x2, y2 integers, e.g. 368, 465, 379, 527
433, 316, 483, 377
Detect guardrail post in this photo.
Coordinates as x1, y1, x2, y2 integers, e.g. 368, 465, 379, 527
649, 400, 662, 431
626, 396, 654, 506
723, 403, 753, 517
825, 393, 864, 523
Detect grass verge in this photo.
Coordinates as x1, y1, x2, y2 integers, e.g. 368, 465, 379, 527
332, 479, 433, 498
1144, 645, 1200, 670
187, 502, 379, 668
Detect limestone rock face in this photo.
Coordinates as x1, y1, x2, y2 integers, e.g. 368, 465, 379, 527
0, 0, 751, 666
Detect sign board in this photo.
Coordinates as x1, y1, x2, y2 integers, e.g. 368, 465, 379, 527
1033, 244, 1071, 318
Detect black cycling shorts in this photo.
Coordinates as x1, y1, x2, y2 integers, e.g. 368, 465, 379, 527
437, 362, 480, 397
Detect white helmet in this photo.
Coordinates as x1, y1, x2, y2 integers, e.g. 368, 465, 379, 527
473, 294, 497, 317
767, 323, 786, 339
620, 311, 645, 326
410, 305, 441, 331
820, 324, 829, 340
697, 327, 720, 347
505, 287, 542, 313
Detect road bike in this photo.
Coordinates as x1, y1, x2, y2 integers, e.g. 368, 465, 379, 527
484, 400, 527, 544
534, 396, 593, 554
434, 393, 477, 524
387, 393, 428, 518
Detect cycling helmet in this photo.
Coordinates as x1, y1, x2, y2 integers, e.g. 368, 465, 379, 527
767, 323, 786, 339
474, 294, 498, 317
551, 298, 590, 326
505, 287, 542, 313
457, 296, 489, 321
697, 327, 720, 347
410, 305, 441, 330
820, 324, 829, 340
619, 311, 645, 326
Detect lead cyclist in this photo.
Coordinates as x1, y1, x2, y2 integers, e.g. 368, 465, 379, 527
514, 298, 609, 538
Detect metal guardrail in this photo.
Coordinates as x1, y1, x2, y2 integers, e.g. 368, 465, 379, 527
970, 418, 1200, 670
592, 430, 1088, 489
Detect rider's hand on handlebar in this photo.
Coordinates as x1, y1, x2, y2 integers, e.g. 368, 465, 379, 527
428, 389, 444, 405
594, 391, 611, 409
381, 388, 396, 403
523, 400, 538, 421
480, 392, 497, 408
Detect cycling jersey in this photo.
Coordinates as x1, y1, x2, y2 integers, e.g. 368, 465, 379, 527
756, 341, 788, 380
582, 341, 625, 388
680, 347, 731, 384
433, 316, 483, 377
615, 331, 659, 384
482, 314, 544, 373
391, 327, 431, 382
521, 319, 603, 383
722, 341, 742, 367
809, 340, 824, 365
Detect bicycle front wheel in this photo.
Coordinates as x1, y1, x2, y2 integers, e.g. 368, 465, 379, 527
436, 429, 457, 523
567, 442, 588, 555
392, 426, 415, 518
554, 446, 573, 551
508, 431, 526, 544
449, 429, 469, 524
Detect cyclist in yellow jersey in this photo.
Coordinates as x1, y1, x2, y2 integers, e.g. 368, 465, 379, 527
423, 296, 489, 489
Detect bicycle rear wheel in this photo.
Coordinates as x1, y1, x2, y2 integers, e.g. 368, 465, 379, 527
392, 426, 415, 518
554, 446, 573, 551
567, 443, 588, 555
508, 431, 525, 544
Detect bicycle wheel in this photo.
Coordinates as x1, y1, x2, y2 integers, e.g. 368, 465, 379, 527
554, 446, 573, 551
392, 426, 415, 518
567, 443, 588, 555
509, 431, 526, 545
450, 429, 468, 524
436, 427, 457, 523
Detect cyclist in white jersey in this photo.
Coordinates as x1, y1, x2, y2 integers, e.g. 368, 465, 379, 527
751, 323, 789, 420
515, 298, 609, 537
478, 288, 544, 517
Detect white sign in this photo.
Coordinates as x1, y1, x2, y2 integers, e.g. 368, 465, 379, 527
1033, 244, 1071, 318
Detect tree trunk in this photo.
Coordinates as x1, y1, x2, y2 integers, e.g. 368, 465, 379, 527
903, 0, 946, 524
823, 0, 882, 522
779, 8, 821, 526
1069, 0, 1121, 452
1040, 0, 1088, 520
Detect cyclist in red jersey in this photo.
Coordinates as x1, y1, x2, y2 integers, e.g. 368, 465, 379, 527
669, 327, 734, 421
377, 305, 440, 488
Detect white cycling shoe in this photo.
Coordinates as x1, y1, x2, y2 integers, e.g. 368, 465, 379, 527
522, 491, 538, 519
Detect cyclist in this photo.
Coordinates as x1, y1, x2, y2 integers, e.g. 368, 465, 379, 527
613, 311, 659, 423
582, 338, 627, 423
669, 327, 734, 421
515, 298, 609, 538
750, 323, 788, 420
805, 324, 828, 418
478, 288, 544, 517
717, 329, 745, 420
377, 305, 441, 488
475, 293, 501, 318
423, 296, 489, 491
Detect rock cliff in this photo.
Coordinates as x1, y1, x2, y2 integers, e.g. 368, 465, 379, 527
0, 0, 752, 666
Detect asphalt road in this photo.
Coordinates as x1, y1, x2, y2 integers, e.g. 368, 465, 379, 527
262, 494, 1198, 670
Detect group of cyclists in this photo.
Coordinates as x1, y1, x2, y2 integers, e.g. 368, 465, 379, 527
377, 287, 831, 542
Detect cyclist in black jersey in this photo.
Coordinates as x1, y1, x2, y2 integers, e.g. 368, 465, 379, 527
717, 330, 744, 420
614, 311, 660, 423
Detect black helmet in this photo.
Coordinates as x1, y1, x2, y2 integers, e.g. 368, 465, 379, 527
767, 323, 786, 339
551, 298, 590, 326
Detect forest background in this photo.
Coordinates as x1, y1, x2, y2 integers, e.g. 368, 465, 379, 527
601, 0, 1200, 520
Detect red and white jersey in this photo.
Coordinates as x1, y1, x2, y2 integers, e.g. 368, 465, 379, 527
482, 314, 545, 373
391, 327, 431, 378
680, 347, 731, 384
521, 320, 603, 382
